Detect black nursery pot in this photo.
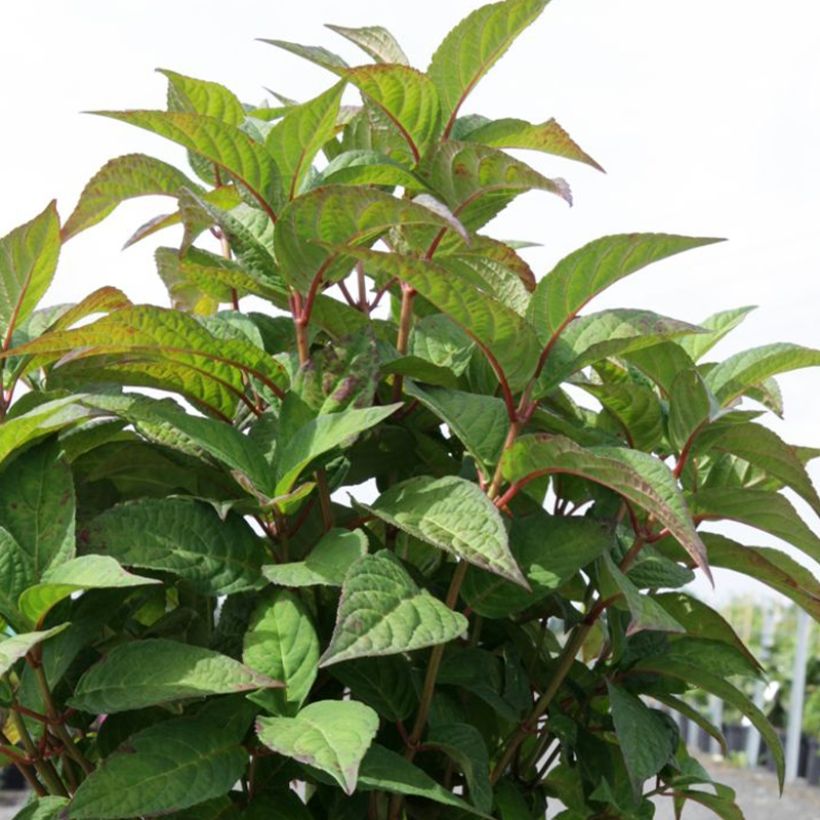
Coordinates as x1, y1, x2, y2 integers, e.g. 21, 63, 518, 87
806, 737, 820, 786
724, 724, 748, 753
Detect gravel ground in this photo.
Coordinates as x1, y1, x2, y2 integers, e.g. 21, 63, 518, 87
0, 758, 818, 818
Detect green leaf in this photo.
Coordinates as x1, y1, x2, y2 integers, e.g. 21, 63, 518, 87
274, 185, 455, 293
263, 528, 368, 588
275, 403, 400, 494
256, 700, 379, 794
358, 745, 490, 816
243, 590, 319, 715
418, 141, 571, 230
62, 154, 200, 240
82, 392, 272, 494
259, 39, 349, 71
623, 341, 699, 395
85, 497, 265, 595
94, 110, 281, 217
702, 534, 820, 619
0, 396, 91, 467
693, 487, 820, 562
634, 656, 784, 790
598, 553, 685, 635
705, 343, 820, 406
329, 655, 416, 721
266, 81, 346, 200
580, 380, 663, 451
667, 368, 720, 450
427, 723, 492, 812
360, 475, 526, 586
338, 246, 542, 391
462, 511, 611, 618
0, 625, 67, 677
69, 638, 279, 714
607, 683, 676, 787
317, 149, 425, 189
536, 309, 703, 395
319, 551, 467, 667
653, 693, 728, 756
677, 305, 756, 361
527, 233, 722, 344
696, 421, 820, 513
19, 555, 159, 627
326, 23, 409, 65
69, 716, 248, 819
502, 435, 710, 577
404, 382, 508, 471
4, 306, 287, 418
429, 0, 549, 137
10, 796, 69, 820
0, 201, 61, 345
0, 440, 75, 600
463, 116, 604, 171
161, 68, 246, 125
654, 593, 762, 671
345, 65, 441, 162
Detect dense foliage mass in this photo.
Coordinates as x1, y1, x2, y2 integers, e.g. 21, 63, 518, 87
0, 1, 818, 817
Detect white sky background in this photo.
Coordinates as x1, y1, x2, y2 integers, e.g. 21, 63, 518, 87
1, 0, 818, 606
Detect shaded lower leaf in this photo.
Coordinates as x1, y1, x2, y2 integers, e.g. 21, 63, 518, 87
329, 655, 417, 722
85, 497, 265, 595
427, 722, 492, 812
256, 700, 379, 794
69, 716, 248, 818
243, 590, 319, 715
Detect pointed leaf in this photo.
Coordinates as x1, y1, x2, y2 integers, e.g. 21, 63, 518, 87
0, 625, 67, 677
329, 655, 416, 721
527, 233, 722, 344
94, 111, 281, 217
581, 381, 663, 451
243, 590, 319, 714
69, 639, 279, 713
608, 684, 677, 787
419, 140, 570, 230
275, 403, 400, 494
361, 475, 526, 586
317, 149, 425, 189
338, 246, 542, 391
705, 343, 820, 405
85, 497, 265, 595
358, 745, 490, 816
19, 555, 159, 627
598, 553, 685, 635
502, 435, 710, 577
464, 116, 603, 170
634, 657, 784, 790
345, 65, 441, 162
667, 368, 720, 450
693, 487, 820, 562
404, 382, 508, 471
274, 186, 455, 293
160, 69, 246, 125
263, 528, 367, 587
12, 797, 69, 820
0, 201, 60, 345
259, 39, 349, 71
427, 723, 492, 812
0, 440, 75, 591
429, 0, 549, 137
266, 81, 346, 200
696, 422, 820, 513
69, 716, 248, 819
62, 154, 200, 240
463, 511, 611, 618
319, 551, 467, 666
677, 305, 756, 361
256, 700, 378, 794
326, 23, 409, 65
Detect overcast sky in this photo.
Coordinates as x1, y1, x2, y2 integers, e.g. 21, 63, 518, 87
1, 0, 818, 606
